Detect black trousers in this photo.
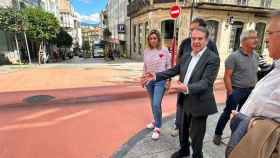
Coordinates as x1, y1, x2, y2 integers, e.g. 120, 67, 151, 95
179, 111, 208, 158
175, 104, 183, 128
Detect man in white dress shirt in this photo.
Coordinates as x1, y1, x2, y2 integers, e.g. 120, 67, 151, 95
225, 10, 280, 157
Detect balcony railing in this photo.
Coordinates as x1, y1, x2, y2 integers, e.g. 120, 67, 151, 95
127, 0, 150, 16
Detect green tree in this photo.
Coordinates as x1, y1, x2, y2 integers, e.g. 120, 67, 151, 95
56, 28, 73, 48
103, 28, 112, 41
0, 7, 24, 32
0, 7, 24, 63
82, 40, 91, 58
22, 7, 59, 64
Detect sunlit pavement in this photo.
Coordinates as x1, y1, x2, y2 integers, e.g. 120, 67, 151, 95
0, 60, 226, 158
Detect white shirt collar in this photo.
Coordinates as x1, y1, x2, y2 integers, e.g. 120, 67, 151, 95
274, 59, 280, 68
191, 47, 207, 57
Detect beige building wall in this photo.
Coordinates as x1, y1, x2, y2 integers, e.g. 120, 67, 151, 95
58, 0, 71, 13
128, 0, 279, 77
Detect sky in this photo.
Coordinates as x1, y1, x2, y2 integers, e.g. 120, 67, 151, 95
72, 0, 107, 24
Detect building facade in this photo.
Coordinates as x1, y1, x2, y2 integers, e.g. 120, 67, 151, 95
58, 0, 82, 47
106, 0, 129, 56
127, 0, 280, 76
41, 0, 60, 19
81, 27, 103, 47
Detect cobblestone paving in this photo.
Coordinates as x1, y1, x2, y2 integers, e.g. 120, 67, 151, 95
122, 105, 230, 158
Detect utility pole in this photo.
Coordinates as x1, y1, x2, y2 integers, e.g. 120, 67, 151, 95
15, 0, 21, 64
189, 0, 195, 27
16, 0, 32, 64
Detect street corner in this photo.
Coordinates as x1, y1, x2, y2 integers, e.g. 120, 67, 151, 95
112, 106, 230, 158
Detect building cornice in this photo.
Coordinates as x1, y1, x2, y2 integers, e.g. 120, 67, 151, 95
196, 2, 275, 16
128, 1, 275, 18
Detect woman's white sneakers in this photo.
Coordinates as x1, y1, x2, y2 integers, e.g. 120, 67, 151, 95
146, 122, 160, 140
152, 128, 160, 140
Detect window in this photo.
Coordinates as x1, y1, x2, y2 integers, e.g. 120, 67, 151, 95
161, 20, 174, 39
229, 21, 244, 52
261, 0, 271, 8
206, 20, 219, 43
133, 25, 137, 53
255, 22, 266, 55
138, 24, 144, 55
0, 31, 17, 52
144, 22, 149, 47
209, 0, 223, 3
236, 0, 248, 5
0, 31, 8, 52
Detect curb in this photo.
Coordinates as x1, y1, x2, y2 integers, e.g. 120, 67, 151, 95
112, 114, 176, 158
111, 103, 226, 158
0, 79, 225, 109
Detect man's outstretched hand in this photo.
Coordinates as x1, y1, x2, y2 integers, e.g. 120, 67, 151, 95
140, 72, 156, 87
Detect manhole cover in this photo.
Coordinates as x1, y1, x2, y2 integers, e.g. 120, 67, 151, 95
23, 95, 55, 104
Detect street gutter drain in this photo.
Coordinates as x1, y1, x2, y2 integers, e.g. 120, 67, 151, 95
23, 95, 56, 104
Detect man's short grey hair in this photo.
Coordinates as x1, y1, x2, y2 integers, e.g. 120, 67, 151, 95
192, 26, 209, 39
240, 30, 257, 42
271, 10, 280, 18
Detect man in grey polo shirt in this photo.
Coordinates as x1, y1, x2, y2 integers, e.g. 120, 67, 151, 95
213, 30, 259, 145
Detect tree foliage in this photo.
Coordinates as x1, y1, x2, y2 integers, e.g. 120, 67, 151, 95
22, 7, 59, 41
0, 7, 24, 32
103, 28, 112, 39
82, 40, 90, 51
56, 28, 73, 48
22, 7, 60, 64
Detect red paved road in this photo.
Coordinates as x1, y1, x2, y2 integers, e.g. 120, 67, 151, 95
0, 83, 225, 158
0, 68, 226, 158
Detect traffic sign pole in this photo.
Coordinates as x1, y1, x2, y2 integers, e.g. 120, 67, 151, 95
169, 5, 180, 66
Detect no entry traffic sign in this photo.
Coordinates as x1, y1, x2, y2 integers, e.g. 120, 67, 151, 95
170, 5, 180, 19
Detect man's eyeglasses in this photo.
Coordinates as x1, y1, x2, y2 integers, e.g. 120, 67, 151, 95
246, 36, 258, 40
265, 30, 280, 36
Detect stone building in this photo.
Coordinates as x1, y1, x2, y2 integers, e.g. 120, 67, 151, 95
106, 0, 129, 56
127, 0, 280, 76
58, 0, 82, 47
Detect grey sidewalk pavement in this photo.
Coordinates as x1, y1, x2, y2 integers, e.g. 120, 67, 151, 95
0, 58, 142, 73
113, 105, 230, 158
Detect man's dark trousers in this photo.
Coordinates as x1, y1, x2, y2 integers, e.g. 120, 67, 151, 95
175, 102, 183, 128
215, 87, 253, 136
179, 109, 208, 158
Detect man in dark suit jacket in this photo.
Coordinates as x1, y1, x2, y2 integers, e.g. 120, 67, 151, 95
142, 27, 220, 158
172, 17, 219, 137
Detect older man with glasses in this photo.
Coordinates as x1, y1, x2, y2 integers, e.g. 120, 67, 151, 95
213, 29, 260, 145
224, 10, 280, 157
